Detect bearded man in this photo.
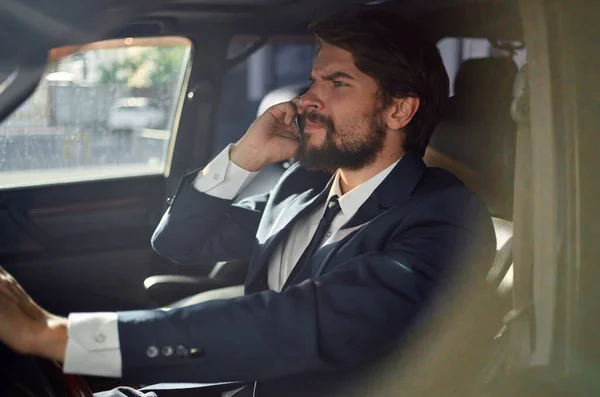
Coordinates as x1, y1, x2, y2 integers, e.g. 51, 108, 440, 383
0, 8, 495, 397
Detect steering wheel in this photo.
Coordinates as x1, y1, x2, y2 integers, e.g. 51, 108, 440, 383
0, 343, 92, 397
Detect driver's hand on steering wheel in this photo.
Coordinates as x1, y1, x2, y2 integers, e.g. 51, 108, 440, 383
0, 266, 68, 362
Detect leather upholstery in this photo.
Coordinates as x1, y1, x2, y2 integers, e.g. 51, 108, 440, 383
429, 57, 518, 219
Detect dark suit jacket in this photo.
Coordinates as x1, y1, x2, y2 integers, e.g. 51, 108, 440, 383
117, 150, 496, 396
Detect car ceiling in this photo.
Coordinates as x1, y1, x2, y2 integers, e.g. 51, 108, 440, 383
128, 0, 521, 39
0, 0, 522, 58
0, 0, 520, 123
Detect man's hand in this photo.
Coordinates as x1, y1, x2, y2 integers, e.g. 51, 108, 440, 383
0, 266, 67, 362
230, 98, 301, 172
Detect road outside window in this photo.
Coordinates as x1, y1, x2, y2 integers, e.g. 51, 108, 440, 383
0, 36, 192, 189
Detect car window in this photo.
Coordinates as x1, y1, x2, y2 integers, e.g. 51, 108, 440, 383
0, 62, 18, 95
437, 37, 526, 95
212, 36, 317, 154
0, 36, 192, 189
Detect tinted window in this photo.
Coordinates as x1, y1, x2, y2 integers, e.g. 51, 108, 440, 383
0, 36, 192, 189
437, 37, 526, 95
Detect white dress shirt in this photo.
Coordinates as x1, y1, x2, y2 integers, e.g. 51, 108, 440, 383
62, 144, 399, 379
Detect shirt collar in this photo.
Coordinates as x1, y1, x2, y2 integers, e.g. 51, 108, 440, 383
327, 158, 401, 219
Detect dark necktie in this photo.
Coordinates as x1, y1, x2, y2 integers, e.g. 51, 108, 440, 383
282, 195, 341, 289
233, 197, 342, 397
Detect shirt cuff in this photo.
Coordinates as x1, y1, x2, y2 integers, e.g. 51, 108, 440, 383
63, 312, 122, 378
193, 144, 258, 200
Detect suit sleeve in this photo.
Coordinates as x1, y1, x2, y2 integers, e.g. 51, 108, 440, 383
151, 146, 268, 265
118, 193, 495, 384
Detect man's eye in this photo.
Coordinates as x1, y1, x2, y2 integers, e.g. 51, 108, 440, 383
333, 81, 348, 87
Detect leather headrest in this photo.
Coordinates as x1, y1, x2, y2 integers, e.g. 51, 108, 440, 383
256, 84, 309, 117
428, 57, 519, 219
454, 57, 518, 103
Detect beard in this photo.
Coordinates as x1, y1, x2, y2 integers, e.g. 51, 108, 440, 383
296, 108, 387, 173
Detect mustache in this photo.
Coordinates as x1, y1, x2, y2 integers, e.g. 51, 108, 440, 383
304, 111, 335, 132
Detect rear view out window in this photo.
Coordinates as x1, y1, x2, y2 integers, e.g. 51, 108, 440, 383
437, 37, 526, 95
0, 36, 192, 189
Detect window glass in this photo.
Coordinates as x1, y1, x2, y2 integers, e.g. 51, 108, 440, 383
437, 37, 526, 95
212, 36, 316, 154
0, 36, 192, 189
0, 61, 18, 95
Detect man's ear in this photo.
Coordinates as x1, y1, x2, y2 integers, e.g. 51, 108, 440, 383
385, 97, 420, 130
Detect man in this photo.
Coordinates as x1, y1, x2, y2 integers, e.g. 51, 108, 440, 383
0, 9, 496, 397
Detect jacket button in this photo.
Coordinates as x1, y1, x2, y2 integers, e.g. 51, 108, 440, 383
189, 348, 204, 358
166, 197, 173, 205
147, 345, 159, 358
175, 345, 189, 357
162, 346, 174, 357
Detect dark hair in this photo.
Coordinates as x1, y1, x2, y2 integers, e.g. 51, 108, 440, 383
309, 9, 449, 156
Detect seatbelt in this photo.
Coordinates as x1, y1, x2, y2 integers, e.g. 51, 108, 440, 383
486, 236, 513, 288
477, 63, 538, 381
480, 232, 536, 382
480, 301, 533, 382
506, 62, 538, 373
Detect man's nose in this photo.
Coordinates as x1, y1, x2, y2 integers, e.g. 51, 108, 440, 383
299, 85, 324, 113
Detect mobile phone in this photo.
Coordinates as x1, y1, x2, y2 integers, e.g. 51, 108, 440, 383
294, 114, 304, 138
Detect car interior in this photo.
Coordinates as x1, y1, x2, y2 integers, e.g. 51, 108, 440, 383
0, 0, 597, 396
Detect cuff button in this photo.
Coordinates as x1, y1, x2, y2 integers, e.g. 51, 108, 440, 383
147, 345, 159, 358
162, 346, 174, 357
175, 345, 189, 357
94, 333, 106, 343
189, 348, 204, 358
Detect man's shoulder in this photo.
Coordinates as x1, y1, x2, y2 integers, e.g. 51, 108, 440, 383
417, 166, 469, 194
411, 166, 492, 224
414, 167, 481, 205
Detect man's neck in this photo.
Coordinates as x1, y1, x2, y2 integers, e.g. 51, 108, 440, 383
337, 150, 403, 195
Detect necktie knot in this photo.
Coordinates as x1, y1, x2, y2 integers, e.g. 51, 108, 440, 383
324, 195, 341, 220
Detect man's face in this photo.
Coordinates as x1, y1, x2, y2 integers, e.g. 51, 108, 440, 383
297, 42, 388, 172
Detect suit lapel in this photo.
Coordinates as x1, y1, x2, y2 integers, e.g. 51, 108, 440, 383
304, 151, 428, 281
246, 151, 427, 292
290, 152, 427, 285
343, 150, 427, 229
245, 177, 334, 291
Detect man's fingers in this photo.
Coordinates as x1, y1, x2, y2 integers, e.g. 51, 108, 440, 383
270, 101, 299, 125
0, 277, 19, 304
0, 271, 37, 309
0, 274, 46, 322
8, 279, 29, 302
0, 266, 22, 299
0, 271, 27, 299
